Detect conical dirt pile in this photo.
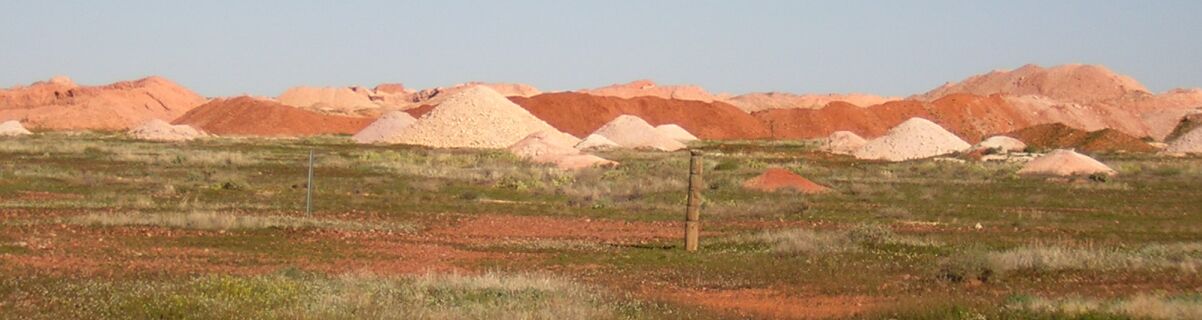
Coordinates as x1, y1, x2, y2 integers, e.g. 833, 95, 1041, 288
1018, 149, 1116, 176
654, 124, 699, 142
278, 86, 380, 116
128, 119, 204, 141
0, 76, 206, 130
173, 97, 373, 136
742, 168, 830, 194
591, 115, 686, 151
1166, 127, 1202, 154
824, 131, 867, 155
0, 120, 32, 136
383, 86, 559, 148
352, 111, 417, 144
974, 136, 1027, 153
853, 117, 970, 161
508, 131, 616, 170
576, 134, 620, 151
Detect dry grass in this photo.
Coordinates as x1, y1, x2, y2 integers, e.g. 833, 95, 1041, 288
985, 243, 1202, 273
757, 224, 936, 255
70, 211, 413, 232
1011, 294, 1202, 319
17, 272, 623, 319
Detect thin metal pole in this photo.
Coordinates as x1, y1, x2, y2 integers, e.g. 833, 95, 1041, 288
306, 149, 314, 216
685, 150, 703, 252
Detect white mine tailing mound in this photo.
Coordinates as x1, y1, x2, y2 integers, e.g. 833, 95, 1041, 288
824, 131, 867, 155
654, 124, 699, 143
508, 132, 616, 170
0, 120, 32, 136
975, 136, 1028, 153
1166, 127, 1202, 154
591, 115, 687, 152
381, 86, 560, 149
576, 134, 620, 151
128, 119, 204, 141
852, 117, 970, 161
352, 111, 417, 144
1018, 149, 1116, 176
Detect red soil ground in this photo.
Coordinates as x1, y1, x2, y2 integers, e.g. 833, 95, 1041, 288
173, 97, 373, 136
1006, 123, 1155, 153
742, 168, 830, 194
508, 92, 770, 139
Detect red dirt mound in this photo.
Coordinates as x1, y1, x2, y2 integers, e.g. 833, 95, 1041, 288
917, 64, 1148, 103
0, 76, 206, 130
172, 97, 373, 136
508, 92, 769, 139
1006, 123, 1155, 153
742, 168, 830, 194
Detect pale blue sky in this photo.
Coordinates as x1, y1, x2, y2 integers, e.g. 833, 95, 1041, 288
2, 1, 1199, 97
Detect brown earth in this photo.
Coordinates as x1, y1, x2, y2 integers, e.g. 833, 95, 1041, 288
509, 92, 770, 139
0, 76, 206, 130
172, 96, 373, 136
1006, 123, 1155, 153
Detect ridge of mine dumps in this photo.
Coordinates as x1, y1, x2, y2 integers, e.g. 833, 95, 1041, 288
742, 167, 831, 194
128, 119, 205, 141
509, 92, 769, 140
172, 96, 374, 137
0, 75, 206, 131
1018, 149, 1117, 177
1005, 123, 1156, 153
852, 117, 971, 162
589, 115, 688, 152
0, 120, 33, 136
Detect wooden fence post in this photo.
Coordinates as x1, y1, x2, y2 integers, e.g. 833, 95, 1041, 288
306, 149, 314, 216
685, 149, 703, 252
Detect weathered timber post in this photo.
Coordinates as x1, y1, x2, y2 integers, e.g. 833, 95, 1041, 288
306, 149, 314, 216
685, 149, 704, 252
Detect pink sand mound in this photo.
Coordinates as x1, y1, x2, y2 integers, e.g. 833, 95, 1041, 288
0, 76, 206, 131
508, 131, 615, 170
576, 134, 620, 151
1018, 149, 1116, 176
974, 136, 1027, 153
654, 124, 699, 142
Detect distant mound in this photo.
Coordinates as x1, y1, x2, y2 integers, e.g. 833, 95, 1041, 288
654, 124, 699, 143
726, 92, 899, 112
742, 168, 829, 194
974, 136, 1027, 153
352, 111, 417, 144
852, 118, 970, 161
380, 86, 561, 148
0, 120, 32, 136
0, 76, 206, 130
128, 119, 204, 141
919, 64, 1148, 103
278, 86, 380, 116
1165, 126, 1202, 154
173, 97, 373, 136
1006, 123, 1155, 153
578, 79, 721, 102
1018, 149, 1116, 176
823, 131, 867, 155
591, 115, 686, 152
1164, 110, 1202, 143
510, 92, 769, 140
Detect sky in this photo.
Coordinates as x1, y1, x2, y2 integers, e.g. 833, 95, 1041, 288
2, 1, 1200, 97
